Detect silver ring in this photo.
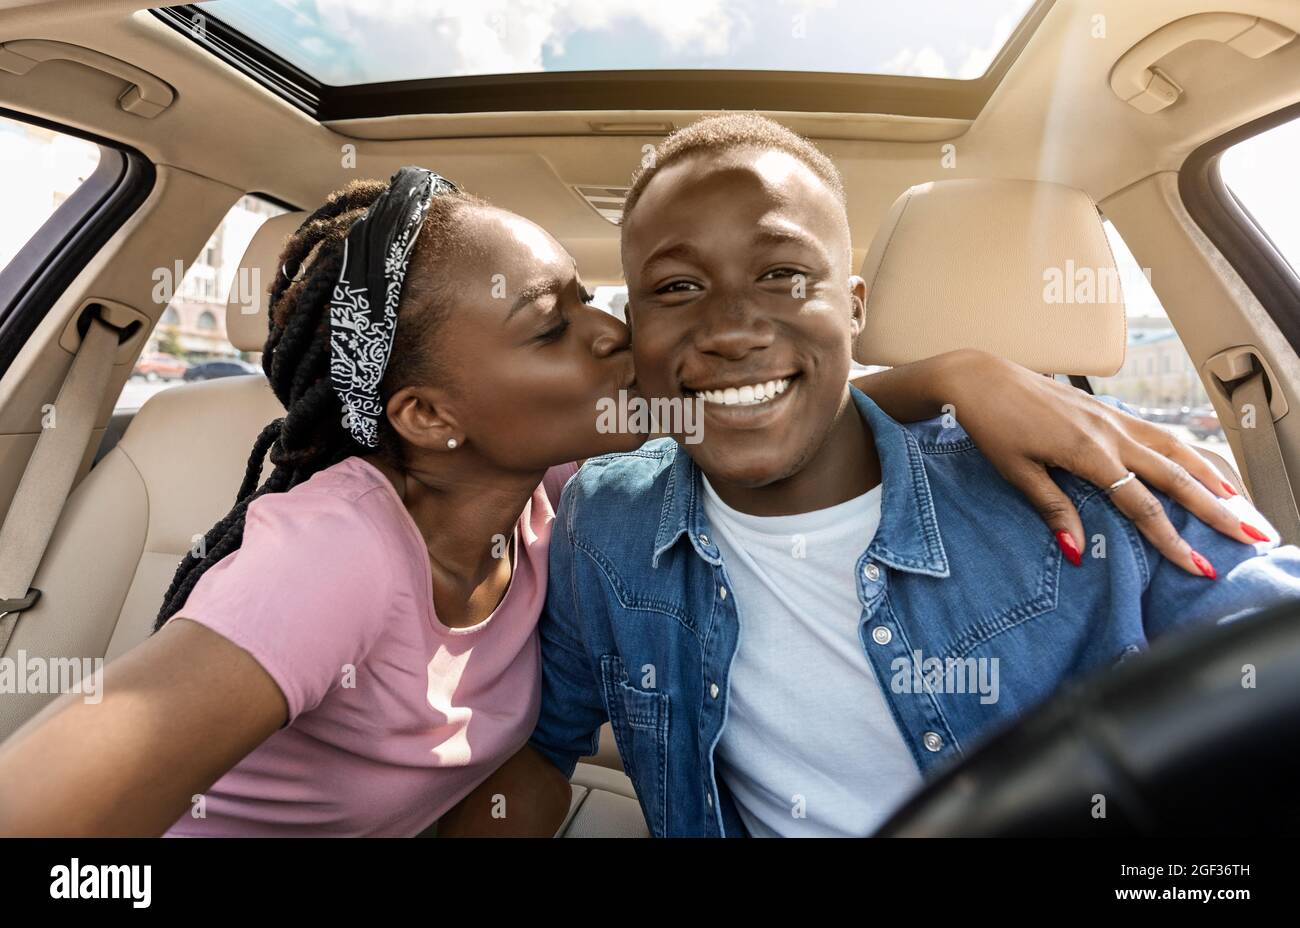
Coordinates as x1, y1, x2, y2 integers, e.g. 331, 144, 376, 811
1105, 471, 1137, 494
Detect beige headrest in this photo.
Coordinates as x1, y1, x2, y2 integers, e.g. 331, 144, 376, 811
856, 179, 1125, 376
225, 210, 308, 352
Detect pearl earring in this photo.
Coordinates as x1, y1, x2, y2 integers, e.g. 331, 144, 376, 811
446, 438, 458, 449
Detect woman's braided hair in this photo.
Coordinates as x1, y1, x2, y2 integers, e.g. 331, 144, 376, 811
153, 178, 483, 631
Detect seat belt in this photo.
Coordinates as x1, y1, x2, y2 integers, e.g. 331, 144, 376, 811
1232, 369, 1300, 546
0, 314, 123, 655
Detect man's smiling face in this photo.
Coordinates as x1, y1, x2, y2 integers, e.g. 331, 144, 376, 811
621, 146, 865, 488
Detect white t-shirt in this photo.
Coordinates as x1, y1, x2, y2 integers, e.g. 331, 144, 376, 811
702, 475, 923, 837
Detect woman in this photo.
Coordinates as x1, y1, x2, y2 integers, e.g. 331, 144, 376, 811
0, 167, 1250, 836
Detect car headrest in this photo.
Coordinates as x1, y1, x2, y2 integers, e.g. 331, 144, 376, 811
856, 179, 1125, 376
225, 210, 308, 353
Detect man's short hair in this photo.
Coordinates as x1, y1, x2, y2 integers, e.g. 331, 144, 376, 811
620, 112, 849, 255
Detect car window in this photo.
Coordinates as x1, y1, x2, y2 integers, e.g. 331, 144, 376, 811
115, 195, 288, 413
1088, 220, 1237, 474
194, 0, 1037, 85
589, 285, 628, 322
0, 113, 101, 274
1219, 114, 1300, 277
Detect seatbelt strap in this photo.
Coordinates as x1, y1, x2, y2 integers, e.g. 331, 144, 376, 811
1232, 369, 1300, 546
0, 315, 121, 655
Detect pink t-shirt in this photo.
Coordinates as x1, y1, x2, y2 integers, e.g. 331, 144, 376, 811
163, 455, 579, 837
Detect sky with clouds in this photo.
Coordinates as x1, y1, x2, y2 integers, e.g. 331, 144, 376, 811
199, 0, 1035, 85
1220, 116, 1300, 280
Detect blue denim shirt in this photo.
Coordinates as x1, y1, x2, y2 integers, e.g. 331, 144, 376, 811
529, 387, 1300, 836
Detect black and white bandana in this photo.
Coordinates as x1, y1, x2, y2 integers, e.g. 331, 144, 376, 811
328, 166, 458, 448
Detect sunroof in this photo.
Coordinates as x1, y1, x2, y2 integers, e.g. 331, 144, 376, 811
190, 0, 1036, 87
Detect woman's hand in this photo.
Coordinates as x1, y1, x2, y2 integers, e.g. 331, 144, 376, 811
854, 349, 1266, 577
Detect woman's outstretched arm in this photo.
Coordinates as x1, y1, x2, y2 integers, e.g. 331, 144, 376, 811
0, 618, 285, 836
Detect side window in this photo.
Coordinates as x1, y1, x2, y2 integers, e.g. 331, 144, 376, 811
115, 195, 287, 413
0, 113, 101, 273
1219, 115, 1300, 277
1089, 220, 1238, 472
589, 285, 628, 321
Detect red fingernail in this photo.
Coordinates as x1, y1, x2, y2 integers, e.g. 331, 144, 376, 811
1190, 549, 1217, 579
1055, 530, 1082, 567
1220, 480, 1238, 496
1241, 522, 1270, 542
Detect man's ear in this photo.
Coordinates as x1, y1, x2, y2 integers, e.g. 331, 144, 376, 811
848, 275, 867, 338
384, 385, 464, 452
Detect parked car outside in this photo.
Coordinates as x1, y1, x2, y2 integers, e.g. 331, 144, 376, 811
131, 352, 188, 381
1187, 406, 1224, 441
183, 359, 261, 381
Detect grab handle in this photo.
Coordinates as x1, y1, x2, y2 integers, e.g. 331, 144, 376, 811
1110, 12, 1295, 114
0, 39, 175, 118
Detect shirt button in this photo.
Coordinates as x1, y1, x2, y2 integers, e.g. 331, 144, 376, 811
871, 626, 892, 645
863, 563, 881, 582
698, 533, 710, 547
719, 585, 727, 600
923, 731, 944, 752
710, 683, 720, 699
706, 792, 714, 808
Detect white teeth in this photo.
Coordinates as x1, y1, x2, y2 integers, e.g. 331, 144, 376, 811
696, 377, 792, 406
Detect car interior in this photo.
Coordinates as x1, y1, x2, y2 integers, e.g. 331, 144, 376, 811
0, 0, 1298, 838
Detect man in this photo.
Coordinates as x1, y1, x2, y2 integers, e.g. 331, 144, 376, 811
448, 114, 1300, 837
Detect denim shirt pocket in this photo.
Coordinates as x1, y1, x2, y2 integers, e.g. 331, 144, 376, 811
599, 654, 669, 836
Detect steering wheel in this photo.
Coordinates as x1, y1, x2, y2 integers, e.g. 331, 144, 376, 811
874, 598, 1300, 837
